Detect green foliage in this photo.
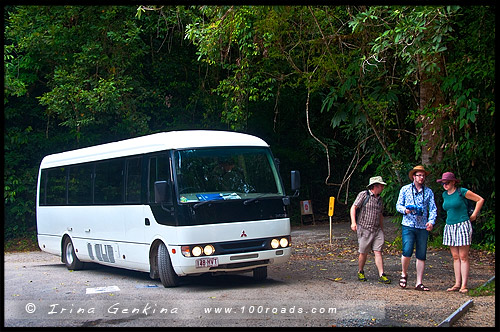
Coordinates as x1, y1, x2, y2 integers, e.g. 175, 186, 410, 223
469, 279, 495, 297
185, 6, 286, 130
4, 233, 39, 252
351, 6, 460, 78
3, 5, 226, 240
3, 5, 495, 252
473, 209, 495, 252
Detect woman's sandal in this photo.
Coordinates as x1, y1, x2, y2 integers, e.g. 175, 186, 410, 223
399, 275, 407, 289
447, 286, 461, 292
415, 284, 430, 291
459, 288, 468, 293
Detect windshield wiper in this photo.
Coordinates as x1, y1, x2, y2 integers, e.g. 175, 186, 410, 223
193, 199, 220, 209
243, 194, 278, 205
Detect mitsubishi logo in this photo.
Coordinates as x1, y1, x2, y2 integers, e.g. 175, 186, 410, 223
240, 230, 247, 237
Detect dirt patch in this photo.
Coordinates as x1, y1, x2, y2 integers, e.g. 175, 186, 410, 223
290, 217, 495, 327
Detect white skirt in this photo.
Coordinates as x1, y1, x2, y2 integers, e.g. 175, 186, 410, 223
443, 220, 472, 247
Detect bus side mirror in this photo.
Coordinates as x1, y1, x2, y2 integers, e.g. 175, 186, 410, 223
291, 170, 300, 197
154, 181, 172, 204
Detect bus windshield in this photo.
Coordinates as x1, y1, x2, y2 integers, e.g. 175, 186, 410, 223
174, 147, 284, 203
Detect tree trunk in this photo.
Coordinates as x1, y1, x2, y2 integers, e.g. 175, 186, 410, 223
418, 54, 446, 167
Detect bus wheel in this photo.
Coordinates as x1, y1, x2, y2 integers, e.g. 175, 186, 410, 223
253, 266, 268, 281
158, 242, 180, 287
62, 237, 84, 270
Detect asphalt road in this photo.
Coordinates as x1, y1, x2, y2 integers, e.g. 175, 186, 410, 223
4, 219, 495, 327
5, 251, 380, 327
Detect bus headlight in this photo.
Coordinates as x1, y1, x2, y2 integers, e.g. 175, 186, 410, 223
203, 245, 215, 256
271, 236, 290, 249
280, 237, 289, 248
181, 244, 215, 257
192, 246, 203, 257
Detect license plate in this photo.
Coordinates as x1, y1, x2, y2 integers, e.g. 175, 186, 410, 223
195, 257, 219, 268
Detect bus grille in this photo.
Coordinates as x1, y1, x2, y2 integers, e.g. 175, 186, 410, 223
215, 238, 268, 255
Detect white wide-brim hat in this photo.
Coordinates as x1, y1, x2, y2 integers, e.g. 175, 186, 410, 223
367, 176, 387, 188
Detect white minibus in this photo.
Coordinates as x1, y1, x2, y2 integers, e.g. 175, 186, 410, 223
36, 130, 299, 287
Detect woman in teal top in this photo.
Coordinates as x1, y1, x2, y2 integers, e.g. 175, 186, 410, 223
437, 172, 484, 294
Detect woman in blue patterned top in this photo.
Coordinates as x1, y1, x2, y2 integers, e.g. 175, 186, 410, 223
396, 165, 437, 291
437, 172, 485, 294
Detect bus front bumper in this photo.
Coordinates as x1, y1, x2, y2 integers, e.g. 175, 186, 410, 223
171, 247, 291, 276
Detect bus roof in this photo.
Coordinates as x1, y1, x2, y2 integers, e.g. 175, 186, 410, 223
40, 130, 269, 169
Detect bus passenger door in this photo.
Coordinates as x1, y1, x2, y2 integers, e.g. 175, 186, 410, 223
145, 151, 176, 220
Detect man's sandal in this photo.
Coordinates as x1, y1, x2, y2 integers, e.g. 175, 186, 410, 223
399, 275, 407, 289
415, 284, 430, 291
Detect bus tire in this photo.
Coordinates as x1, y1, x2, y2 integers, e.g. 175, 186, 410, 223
253, 266, 267, 281
62, 237, 84, 270
158, 242, 180, 287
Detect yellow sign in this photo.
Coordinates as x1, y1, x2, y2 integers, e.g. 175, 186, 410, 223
328, 196, 335, 216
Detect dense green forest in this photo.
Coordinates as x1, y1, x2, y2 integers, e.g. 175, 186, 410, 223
4, 5, 495, 249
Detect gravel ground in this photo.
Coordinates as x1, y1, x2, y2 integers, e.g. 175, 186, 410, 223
4, 217, 495, 327
289, 217, 496, 327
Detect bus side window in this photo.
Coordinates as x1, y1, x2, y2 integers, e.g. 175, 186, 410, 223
148, 154, 170, 203
126, 157, 142, 203
46, 167, 67, 205
95, 159, 124, 204
148, 157, 157, 203
68, 164, 93, 205
39, 170, 47, 205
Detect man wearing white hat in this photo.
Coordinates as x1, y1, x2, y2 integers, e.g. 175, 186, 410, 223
350, 176, 391, 284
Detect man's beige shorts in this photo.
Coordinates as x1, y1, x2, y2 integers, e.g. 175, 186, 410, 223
357, 226, 384, 253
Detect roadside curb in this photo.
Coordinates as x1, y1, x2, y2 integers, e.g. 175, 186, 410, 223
438, 299, 474, 327
437, 275, 495, 327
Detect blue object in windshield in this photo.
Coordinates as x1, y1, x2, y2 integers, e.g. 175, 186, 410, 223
196, 193, 224, 201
